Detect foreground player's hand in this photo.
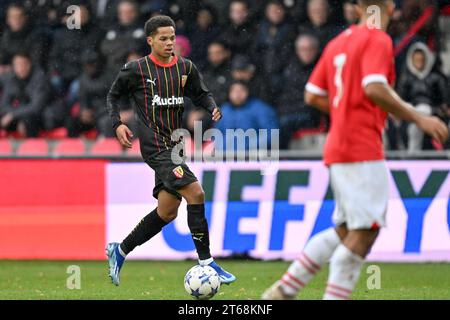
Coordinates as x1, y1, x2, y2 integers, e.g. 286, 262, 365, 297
417, 116, 449, 144
212, 107, 222, 122
116, 124, 133, 148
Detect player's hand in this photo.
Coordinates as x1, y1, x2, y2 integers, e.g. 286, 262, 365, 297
417, 116, 449, 144
212, 107, 222, 122
116, 124, 133, 148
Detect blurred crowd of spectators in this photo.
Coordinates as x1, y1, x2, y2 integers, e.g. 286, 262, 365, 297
0, 0, 449, 151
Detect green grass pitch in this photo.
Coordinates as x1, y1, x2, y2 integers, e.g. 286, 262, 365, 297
0, 260, 449, 300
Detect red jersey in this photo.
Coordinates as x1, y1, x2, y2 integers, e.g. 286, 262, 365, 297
306, 25, 396, 165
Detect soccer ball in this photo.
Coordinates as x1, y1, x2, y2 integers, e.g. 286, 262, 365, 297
184, 265, 221, 300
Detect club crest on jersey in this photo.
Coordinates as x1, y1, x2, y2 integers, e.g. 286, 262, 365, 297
181, 75, 187, 87
172, 166, 184, 179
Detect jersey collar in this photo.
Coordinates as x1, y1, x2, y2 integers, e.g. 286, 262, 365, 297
149, 54, 179, 67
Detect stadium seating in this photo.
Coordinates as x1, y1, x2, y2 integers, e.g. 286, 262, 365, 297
15, 139, 49, 156
127, 139, 141, 156
81, 129, 99, 140
0, 130, 25, 139
52, 139, 86, 156
90, 138, 123, 155
39, 128, 69, 139
0, 139, 12, 154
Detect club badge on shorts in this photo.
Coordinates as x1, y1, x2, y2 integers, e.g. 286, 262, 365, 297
173, 166, 184, 179
181, 75, 187, 88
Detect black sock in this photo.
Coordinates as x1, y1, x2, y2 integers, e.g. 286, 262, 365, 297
120, 208, 168, 255
187, 204, 211, 260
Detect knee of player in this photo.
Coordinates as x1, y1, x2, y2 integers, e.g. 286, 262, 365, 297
191, 188, 205, 203
160, 209, 178, 222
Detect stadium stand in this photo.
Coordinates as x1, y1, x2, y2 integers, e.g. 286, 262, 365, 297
0, 139, 12, 154
0, 0, 448, 155
52, 138, 87, 156
15, 139, 49, 156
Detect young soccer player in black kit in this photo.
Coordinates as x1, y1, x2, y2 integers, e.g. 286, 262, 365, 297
105, 15, 236, 286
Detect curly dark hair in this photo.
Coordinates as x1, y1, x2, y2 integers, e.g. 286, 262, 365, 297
144, 15, 176, 37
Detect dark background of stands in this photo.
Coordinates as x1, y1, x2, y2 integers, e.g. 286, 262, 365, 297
0, 0, 449, 157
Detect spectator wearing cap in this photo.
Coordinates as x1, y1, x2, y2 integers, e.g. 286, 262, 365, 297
277, 34, 324, 149
100, 0, 146, 73
203, 41, 232, 107
49, 2, 105, 94
253, 0, 296, 105
215, 80, 279, 152
0, 52, 50, 137
231, 54, 271, 104
67, 50, 116, 137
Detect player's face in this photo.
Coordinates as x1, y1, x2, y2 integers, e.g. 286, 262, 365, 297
148, 26, 176, 58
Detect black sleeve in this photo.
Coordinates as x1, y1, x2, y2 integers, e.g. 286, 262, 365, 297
106, 62, 134, 130
184, 60, 218, 114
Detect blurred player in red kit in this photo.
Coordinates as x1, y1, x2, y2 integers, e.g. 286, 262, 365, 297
263, 0, 448, 300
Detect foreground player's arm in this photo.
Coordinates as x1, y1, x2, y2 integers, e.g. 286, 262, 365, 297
304, 91, 329, 114
184, 61, 222, 122
360, 32, 448, 144
305, 49, 330, 114
107, 63, 134, 148
365, 83, 449, 143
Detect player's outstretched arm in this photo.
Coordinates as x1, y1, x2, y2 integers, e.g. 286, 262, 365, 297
365, 82, 449, 144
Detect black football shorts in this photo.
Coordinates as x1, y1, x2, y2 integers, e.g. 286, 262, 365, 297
145, 149, 197, 200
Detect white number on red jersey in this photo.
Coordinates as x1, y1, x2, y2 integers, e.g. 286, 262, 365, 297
333, 53, 347, 108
